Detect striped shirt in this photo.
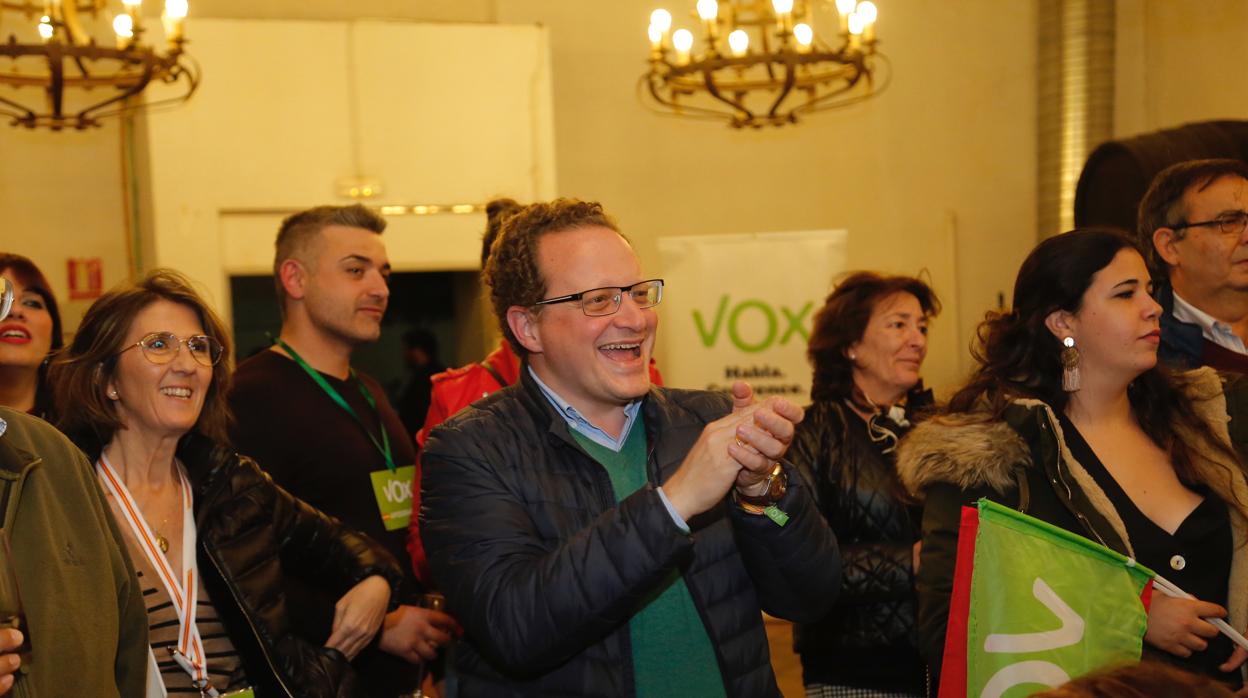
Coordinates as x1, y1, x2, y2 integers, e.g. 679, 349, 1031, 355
105, 493, 249, 694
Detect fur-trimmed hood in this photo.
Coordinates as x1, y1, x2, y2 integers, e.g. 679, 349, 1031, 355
897, 366, 1240, 504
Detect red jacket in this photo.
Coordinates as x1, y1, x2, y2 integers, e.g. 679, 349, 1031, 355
407, 341, 663, 582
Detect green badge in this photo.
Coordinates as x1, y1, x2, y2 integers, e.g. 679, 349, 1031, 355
221, 690, 256, 698
369, 465, 417, 531
763, 505, 789, 527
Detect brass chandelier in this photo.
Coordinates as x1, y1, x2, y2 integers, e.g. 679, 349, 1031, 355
641, 0, 887, 128
0, 0, 198, 130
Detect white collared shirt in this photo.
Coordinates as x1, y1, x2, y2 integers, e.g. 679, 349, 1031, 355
1171, 291, 1248, 356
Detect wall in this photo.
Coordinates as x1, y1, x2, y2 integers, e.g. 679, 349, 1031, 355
1115, 0, 1248, 138
0, 123, 130, 332
491, 0, 1038, 394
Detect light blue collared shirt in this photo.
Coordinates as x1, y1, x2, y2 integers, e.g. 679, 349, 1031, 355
1172, 291, 1248, 356
529, 367, 689, 532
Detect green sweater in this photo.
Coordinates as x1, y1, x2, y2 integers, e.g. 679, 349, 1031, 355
571, 421, 726, 698
0, 408, 148, 698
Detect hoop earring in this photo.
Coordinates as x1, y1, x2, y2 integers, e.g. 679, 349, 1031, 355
1061, 336, 1080, 392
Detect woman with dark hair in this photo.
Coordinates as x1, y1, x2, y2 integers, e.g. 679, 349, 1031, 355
789, 271, 940, 697
0, 254, 63, 417
50, 269, 404, 697
898, 229, 1248, 690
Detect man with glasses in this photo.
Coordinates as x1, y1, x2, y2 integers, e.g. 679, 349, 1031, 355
1140, 158, 1248, 372
420, 198, 840, 696
228, 204, 457, 698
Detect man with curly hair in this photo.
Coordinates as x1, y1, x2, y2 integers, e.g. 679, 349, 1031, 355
420, 198, 840, 696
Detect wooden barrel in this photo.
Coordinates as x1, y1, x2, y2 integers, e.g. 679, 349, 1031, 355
1074, 120, 1248, 234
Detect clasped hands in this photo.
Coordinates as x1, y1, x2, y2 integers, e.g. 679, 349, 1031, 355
324, 575, 461, 665
664, 381, 804, 522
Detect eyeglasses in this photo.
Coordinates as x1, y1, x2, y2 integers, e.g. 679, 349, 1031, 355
1172, 210, 1248, 237
119, 331, 224, 367
533, 279, 664, 317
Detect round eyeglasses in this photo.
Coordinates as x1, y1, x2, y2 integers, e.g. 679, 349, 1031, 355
119, 331, 224, 367
532, 279, 664, 317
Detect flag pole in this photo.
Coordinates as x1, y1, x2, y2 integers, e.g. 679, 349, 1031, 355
1151, 571, 1248, 651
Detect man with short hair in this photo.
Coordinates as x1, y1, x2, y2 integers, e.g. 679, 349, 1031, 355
420, 198, 840, 696
1139, 158, 1248, 372
229, 204, 457, 697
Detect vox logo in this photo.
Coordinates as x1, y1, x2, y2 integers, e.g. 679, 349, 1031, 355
692, 295, 813, 353
382, 478, 412, 504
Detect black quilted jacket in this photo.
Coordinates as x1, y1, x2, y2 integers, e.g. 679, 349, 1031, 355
178, 434, 406, 698
420, 369, 841, 697
788, 400, 926, 693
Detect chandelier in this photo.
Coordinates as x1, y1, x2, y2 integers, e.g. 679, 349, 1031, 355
641, 0, 887, 128
0, 0, 197, 130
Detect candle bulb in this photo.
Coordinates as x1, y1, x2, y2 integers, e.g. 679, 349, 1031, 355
728, 29, 748, 57
772, 0, 794, 33
649, 23, 663, 51
793, 22, 813, 53
163, 0, 188, 45
847, 11, 864, 49
672, 28, 694, 64
836, 0, 856, 33
857, 1, 877, 43
112, 13, 133, 48
696, 0, 718, 39
650, 8, 672, 34
37, 15, 53, 42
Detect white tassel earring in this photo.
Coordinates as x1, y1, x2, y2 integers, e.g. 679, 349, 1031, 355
1061, 336, 1080, 392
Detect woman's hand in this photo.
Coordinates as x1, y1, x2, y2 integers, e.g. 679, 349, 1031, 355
325, 575, 391, 660
1145, 593, 1224, 658
0, 629, 21, 695
378, 605, 461, 663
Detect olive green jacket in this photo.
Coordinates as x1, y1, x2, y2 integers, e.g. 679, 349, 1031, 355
0, 408, 148, 698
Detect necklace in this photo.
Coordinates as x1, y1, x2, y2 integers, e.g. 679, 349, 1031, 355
153, 531, 170, 554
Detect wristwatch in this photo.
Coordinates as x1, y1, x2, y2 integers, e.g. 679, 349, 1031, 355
734, 462, 787, 509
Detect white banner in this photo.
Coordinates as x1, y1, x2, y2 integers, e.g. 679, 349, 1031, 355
657, 230, 848, 400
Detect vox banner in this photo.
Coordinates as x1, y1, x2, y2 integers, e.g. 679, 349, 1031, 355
657, 230, 846, 398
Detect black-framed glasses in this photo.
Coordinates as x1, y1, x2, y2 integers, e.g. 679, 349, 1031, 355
119, 331, 224, 367
1172, 210, 1248, 237
533, 279, 664, 317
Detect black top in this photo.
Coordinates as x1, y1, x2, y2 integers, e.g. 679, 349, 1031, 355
789, 400, 925, 693
1058, 414, 1236, 685
229, 349, 420, 697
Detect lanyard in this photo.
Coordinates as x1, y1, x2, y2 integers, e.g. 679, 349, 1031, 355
96, 454, 220, 697
274, 338, 396, 472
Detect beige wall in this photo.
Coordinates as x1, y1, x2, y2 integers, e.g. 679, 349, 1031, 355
0, 123, 131, 334
6, 0, 1247, 391
1116, 0, 1248, 138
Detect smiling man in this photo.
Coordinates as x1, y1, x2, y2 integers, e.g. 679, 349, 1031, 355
420, 198, 840, 697
228, 204, 457, 697
1139, 159, 1248, 372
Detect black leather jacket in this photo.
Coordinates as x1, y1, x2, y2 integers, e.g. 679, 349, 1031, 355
178, 434, 405, 698
421, 369, 841, 697
789, 400, 925, 692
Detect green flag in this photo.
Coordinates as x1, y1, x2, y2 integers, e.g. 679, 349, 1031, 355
939, 499, 1153, 698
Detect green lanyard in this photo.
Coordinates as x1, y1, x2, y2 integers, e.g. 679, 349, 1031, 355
274, 338, 396, 472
